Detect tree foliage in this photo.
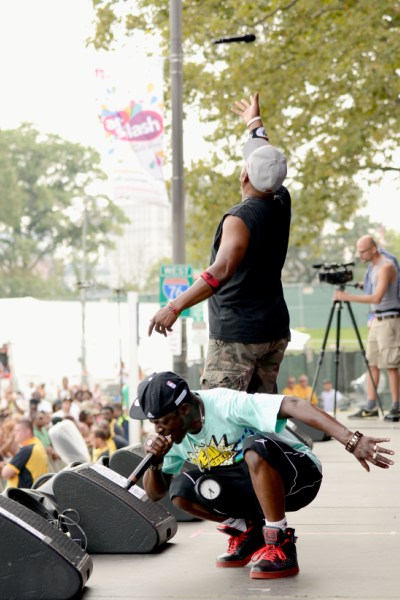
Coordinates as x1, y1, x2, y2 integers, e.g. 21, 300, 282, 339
90, 0, 400, 263
0, 124, 128, 297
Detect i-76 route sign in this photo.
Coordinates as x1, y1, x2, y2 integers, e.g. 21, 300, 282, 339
159, 264, 193, 317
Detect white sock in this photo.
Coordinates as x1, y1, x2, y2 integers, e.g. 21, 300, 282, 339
264, 517, 287, 530
221, 517, 247, 532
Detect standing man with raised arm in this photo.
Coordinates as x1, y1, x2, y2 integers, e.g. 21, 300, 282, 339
149, 93, 291, 394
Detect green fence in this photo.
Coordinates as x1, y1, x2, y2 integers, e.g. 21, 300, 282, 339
283, 283, 370, 330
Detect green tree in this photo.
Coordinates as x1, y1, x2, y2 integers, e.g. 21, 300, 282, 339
0, 124, 128, 298
383, 228, 400, 260
91, 0, 399, 263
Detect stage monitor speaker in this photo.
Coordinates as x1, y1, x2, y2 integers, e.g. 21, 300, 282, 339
51, 462, 178, 554
289, 418, 331, 442
109, 444, 199, 522
0, 494, 92, 600
286, 421, 313, 449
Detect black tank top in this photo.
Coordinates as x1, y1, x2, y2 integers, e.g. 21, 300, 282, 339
208, 186, 291, 343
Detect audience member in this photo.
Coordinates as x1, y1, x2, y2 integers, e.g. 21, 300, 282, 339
79, 409, 96, 429
113, 402, 129, 441
96, 419, 128, 455
319, 380, 345, 413
92, 383, 104, 406
58, 376, 73, 401
33, 411, 61, 466
294, 375, 318, 406
52, 397, 80, 422
0, 416, 19, 462
281, 376, 297, 396
100, 405, 126, 439
35, 383, 53, 413
90, 428, 110, 462
77, 421, 91, 445
1, 418, 48, 488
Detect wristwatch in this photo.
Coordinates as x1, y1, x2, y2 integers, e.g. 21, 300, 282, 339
250, 126, 268, 140
194, 475, 222, 501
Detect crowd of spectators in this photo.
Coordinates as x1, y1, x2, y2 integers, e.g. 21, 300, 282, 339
0, 376, 130, 491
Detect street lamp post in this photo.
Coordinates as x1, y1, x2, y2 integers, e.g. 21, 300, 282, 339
78, 199, 89, 387
114, 287, 124, 397
170, 0, 188, 380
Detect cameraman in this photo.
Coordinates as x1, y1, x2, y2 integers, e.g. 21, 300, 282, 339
334, 236, 400, 421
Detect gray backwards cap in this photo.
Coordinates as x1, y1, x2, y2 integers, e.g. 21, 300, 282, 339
243, 138, 287, 193
129, 371, 190, 420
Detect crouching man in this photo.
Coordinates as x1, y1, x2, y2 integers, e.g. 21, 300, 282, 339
130, 371, 394, 580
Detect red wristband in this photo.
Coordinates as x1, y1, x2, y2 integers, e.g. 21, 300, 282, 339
168, 302, 181, 316
201, 271, 220, 289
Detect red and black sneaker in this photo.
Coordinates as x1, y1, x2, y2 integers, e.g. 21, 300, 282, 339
250, 526, 299, 579
216, 521, 265, 568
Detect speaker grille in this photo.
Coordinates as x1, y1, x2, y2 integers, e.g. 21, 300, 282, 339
110, 444, 199, 522
52, 465, 177, 553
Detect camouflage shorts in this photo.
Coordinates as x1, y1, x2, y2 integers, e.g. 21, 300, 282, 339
200, 337, 289, 393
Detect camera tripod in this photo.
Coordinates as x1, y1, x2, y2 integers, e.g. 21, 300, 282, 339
309, 285, 384, 418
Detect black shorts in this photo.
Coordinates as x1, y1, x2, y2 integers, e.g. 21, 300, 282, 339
169, 435, 323, 520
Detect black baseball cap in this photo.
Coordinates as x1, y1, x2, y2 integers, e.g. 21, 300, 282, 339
129, 371, 190, 420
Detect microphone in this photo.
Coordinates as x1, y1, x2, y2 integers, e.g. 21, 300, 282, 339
213, 34, 256, 44
123, 452, 158, 490
123, 435, 171, 490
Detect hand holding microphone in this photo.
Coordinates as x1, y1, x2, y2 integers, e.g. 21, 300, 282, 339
124, 434, 172, 490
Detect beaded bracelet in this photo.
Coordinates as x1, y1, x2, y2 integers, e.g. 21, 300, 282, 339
345, 430, 363, 453
168, 302, 181, 316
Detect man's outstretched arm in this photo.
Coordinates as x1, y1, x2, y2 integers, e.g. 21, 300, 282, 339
279, 396, 394, 472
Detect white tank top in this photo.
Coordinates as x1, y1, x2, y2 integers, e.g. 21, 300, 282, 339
371, 257, 400, 314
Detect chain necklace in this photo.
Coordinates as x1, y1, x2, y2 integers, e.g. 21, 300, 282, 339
188, 402, 211, 473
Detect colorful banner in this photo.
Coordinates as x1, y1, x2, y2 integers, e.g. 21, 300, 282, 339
95, 57, 168, 204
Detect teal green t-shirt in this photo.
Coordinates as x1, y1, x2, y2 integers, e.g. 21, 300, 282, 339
162, 388, 321, 475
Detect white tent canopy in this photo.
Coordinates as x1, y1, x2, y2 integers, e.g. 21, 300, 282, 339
287, 329, 311, 352
0, 297, 310, 396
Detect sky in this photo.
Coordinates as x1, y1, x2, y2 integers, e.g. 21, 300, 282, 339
0, 0, 399, 232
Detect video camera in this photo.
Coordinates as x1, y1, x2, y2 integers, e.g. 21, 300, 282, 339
313, 262, 354, 286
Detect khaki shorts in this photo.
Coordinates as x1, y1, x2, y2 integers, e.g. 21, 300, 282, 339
366, 317, 400, 369
200, 337, 289, 393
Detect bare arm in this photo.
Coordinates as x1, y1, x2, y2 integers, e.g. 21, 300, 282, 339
0, 433, 17, 459
279, 396, 394, 472
143, 468, 173, 502
1, 463, 18, 480
335, 262, 394, 304
148, 215, 249, 336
